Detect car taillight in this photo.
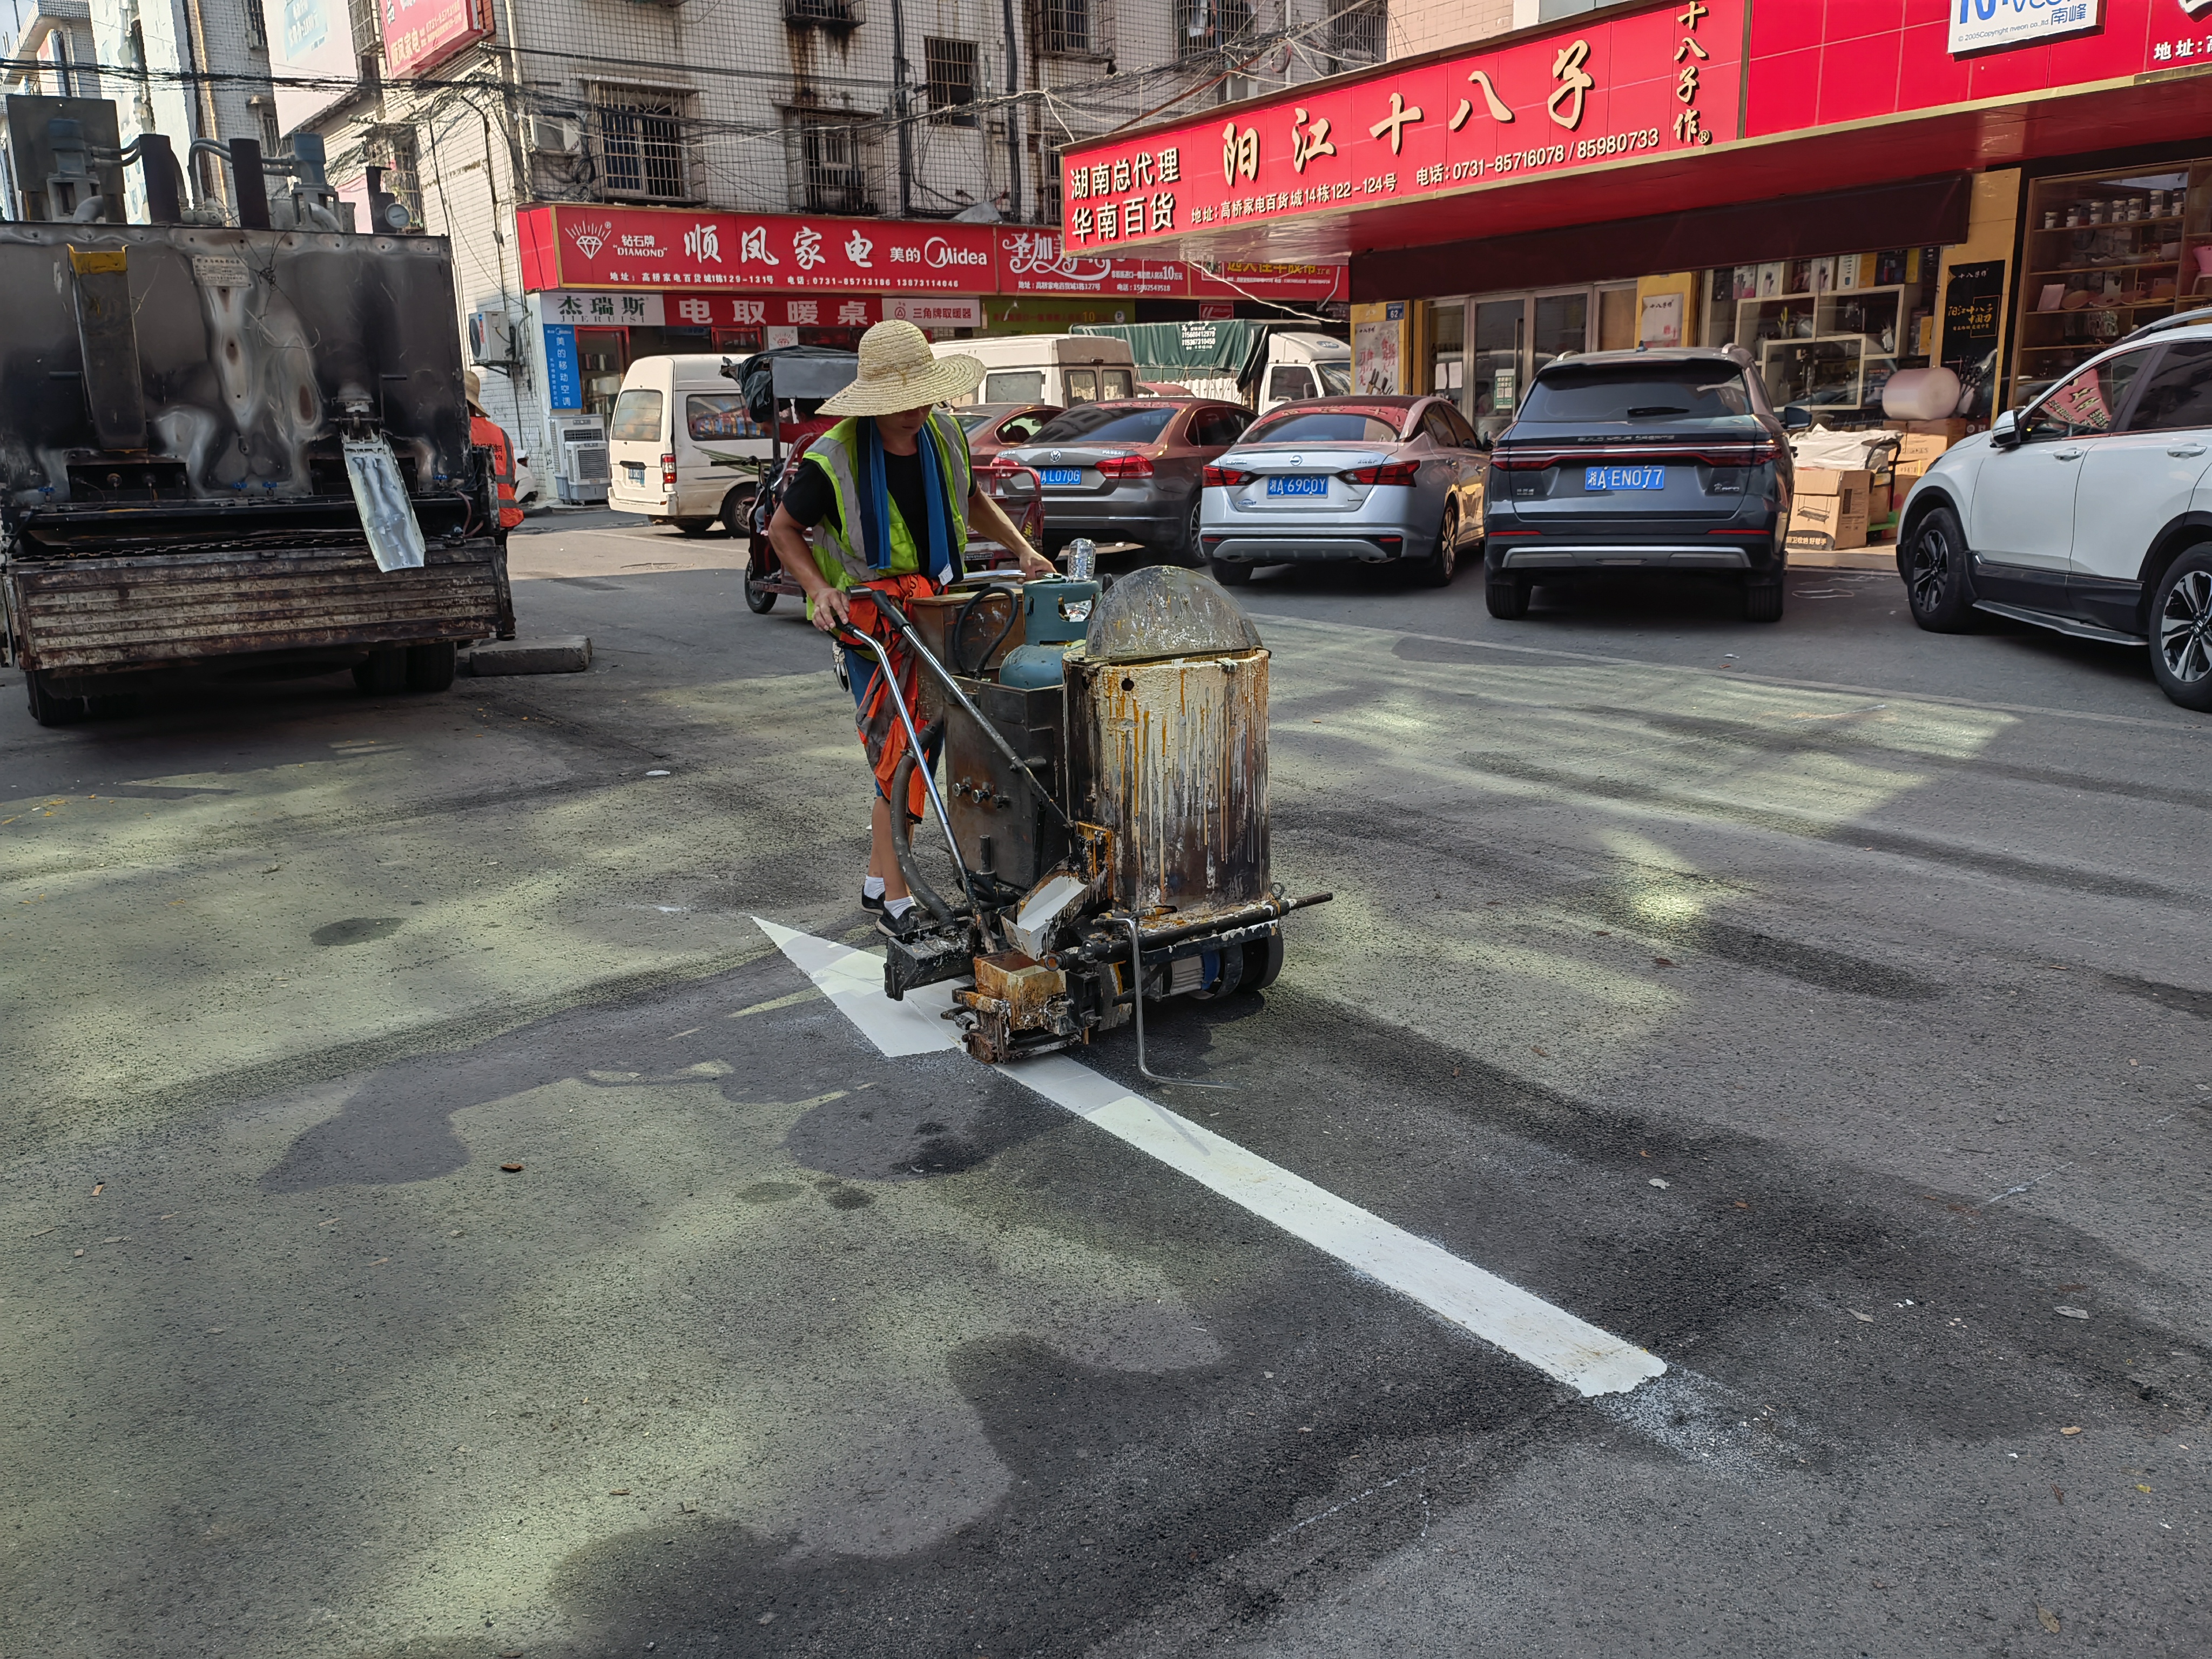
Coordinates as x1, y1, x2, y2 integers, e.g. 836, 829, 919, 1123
1203, 466, 1251, 488
660, 452, 677, 487
1486, 451, 1553, 471
1097, 454, 1154, 478
1341, 460, 1418, 486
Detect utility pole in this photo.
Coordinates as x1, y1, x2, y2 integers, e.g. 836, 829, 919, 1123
889, 0, 912, 215
1000, 0, 1022, 222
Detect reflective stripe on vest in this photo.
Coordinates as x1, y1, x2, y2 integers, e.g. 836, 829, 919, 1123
801, 409, 971, 584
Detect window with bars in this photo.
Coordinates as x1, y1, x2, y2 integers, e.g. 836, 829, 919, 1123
788, 112, 872, 214
363, 125, 423, 226
245, 0, 268, 50
925, 38, 978, 126
593, 87, 694, 203
1174, 0, 1252, 58
1037, 0, 1093, 56
1326, 0, 1385, 69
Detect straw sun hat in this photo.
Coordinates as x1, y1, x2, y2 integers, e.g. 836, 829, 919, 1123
817, 319, 986, 417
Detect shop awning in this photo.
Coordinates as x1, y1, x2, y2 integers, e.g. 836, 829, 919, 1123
1056, 0, 2212, 288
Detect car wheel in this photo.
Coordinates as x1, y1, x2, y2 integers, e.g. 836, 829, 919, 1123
1904, 504, 1977, 632
674, 518, 716, 537
353, 647, 407, 695
1419, 502, 1460, 587
2150, 545, 2212, 711
1210, 557, 1252, 587
23, 669, 86, 727
1174, 499, 1204, 566
720, 488, 756, 537
1485, 574, 1529, 618
405, 641, 457, 693
1743, 579, 1785, 623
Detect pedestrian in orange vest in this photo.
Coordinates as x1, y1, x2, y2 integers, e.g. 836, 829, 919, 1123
465, 371, 524, 537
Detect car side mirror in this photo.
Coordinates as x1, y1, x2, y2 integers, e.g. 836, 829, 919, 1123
1780, 404, 1813, 433
1989, 408, 2022, 449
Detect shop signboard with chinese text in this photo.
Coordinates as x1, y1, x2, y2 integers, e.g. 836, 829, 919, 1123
543, 325, 582, 411
383, 0, 494, 77
538, 289, 877, 329
519, 207, 999, 293
1058, 1, 1743, 252
884, 295, 982, 328
996, 230, 1184, 296
268, 0, 358, 133
1948, 0, 2101, 55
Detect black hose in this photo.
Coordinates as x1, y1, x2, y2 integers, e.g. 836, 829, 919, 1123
886, 717, 955, 926
950, 583, 1021, 676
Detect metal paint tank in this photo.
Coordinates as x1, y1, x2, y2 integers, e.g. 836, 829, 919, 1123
1067, 565, 1269, 919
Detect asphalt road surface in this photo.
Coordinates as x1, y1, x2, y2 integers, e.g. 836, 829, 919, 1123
3, 518, 2207, 1658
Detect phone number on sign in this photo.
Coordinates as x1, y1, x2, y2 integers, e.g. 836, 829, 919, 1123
1416, 129, 1664, 188
1575, 127, 1661, 160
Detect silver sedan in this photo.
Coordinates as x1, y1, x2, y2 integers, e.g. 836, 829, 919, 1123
1198, 395, 1487, 586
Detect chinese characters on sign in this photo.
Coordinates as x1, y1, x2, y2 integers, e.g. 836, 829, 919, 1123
1057, 0, 1744, 248
381, 0, 491, 78
1947, 0, 2100, 56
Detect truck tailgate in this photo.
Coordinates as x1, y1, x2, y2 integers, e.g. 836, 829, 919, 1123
4, 542, 502, 671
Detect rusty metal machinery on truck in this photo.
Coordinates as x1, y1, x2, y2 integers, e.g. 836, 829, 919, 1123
0, 93, 508, 727
838, 562, 1329, 1073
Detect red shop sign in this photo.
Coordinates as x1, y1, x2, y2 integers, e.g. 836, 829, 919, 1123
1058, 0, 1742, 250
995, 228, 1187, 295
383, 0, 493, 78
520, 205, 1000, 294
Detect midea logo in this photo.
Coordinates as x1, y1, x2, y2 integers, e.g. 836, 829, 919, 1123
923, 236, 989, 268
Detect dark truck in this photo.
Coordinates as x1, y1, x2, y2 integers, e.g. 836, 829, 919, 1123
0, 96, 507, 726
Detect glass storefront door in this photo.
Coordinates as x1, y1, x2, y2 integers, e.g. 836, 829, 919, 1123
1531, 290, 1589, 379
1470, 297, 1526, 439
1431, 301, 1465, 401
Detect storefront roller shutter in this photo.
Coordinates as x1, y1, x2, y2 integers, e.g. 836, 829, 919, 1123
1353, 173, 1972, 302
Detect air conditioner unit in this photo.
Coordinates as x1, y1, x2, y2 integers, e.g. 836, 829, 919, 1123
468, 309, 521, 365
554, 415, 609, 504
527, 114, 582, 154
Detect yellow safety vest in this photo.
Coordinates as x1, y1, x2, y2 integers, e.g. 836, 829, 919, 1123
798, 411, 973, 595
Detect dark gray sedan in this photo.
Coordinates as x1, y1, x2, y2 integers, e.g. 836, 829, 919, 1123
993, 399, 1253, 560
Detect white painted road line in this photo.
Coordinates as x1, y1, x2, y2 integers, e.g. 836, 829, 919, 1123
754, 919, 1667, 1399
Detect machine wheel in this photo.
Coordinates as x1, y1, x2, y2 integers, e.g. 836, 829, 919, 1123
1240, 934, 1284, 992
23, 669, 86, 727
353, 647, 407, 695
405, 640, 457, 692
2149, 545, 2212, 711
1743, 579, 1785, 624
720, 487, 756, 537
744, 550, 779, 613
1418, 502, 1461, 587
85, 693, 138, 718
1904, 504, 1977, 632
1485, 575, 1530, 618
1210, 557, 1252, 587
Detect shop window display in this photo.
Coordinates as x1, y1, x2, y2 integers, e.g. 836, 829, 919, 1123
1704, 249, 1938, 423
2013, 165, 2200, 403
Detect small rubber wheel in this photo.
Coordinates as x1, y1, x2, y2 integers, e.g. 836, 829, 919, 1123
405, 640, 457, 692
353, 647, 407, 695
744, 554, 779, 613
1419, 501, 1461, 587
1743, 580, 1785, 623
1240, 934, 1284, 992
24, 669, 86, 727
1210, 557, 1252, 586
1905, 504, 1977, 632
2150, 544, 2212, 712
1485, 576, 1529, 618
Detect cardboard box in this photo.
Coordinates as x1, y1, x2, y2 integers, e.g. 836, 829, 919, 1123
1893, 458, 1931, 484
1904, 417, 1971, 439
1795, 467, 1871, 503
1869, 481, 1893, 523
1786, 491, 1869, 551
1894, 433, 1952, 467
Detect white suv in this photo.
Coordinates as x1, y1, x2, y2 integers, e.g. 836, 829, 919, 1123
1898, 309, 2212, 710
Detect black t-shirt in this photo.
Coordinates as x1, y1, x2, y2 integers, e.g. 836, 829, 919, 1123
783, 444, 931, 544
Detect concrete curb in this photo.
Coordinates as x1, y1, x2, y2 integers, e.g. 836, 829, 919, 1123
465, 636, 593, 676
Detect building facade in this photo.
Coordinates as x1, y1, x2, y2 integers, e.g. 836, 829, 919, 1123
278, 0, 1380, 475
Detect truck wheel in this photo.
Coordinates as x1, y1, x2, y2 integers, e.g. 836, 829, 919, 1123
353, 648, 407, 696
1210, 557, 1252, 586
1905, 504, 1977, 632
1240, 934, 1284, 991
405, 641, 457, 692
24, 669, 86, 727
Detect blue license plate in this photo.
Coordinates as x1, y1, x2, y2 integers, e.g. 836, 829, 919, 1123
1265, 475, 1328, 497
1585, 465, 1665, 491
1040, 467, 1082, 486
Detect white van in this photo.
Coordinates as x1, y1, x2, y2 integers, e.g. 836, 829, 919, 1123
937, 335, 1138, 409
607, 355, 768, 534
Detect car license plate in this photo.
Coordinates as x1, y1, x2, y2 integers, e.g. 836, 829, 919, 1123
1265, 475, 1328, 497
1040, 467, 1082, 486
623, 463, 645, 483
1584, 465, 1664, 491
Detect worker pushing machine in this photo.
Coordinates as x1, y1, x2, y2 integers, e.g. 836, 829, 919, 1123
765, 320, 1054, 933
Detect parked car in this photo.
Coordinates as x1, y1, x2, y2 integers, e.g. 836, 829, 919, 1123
1481, 347, 1806, 623
1899, 309, 2212, 710
995, 398, 1253, 559
607, 354, 765, 535
1199, 395, 1485, 587
940, 335, 1138, 408
955, 402, 1063, 462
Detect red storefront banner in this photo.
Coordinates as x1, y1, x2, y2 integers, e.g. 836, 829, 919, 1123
516, 204, 1347, 301
541, 289, 878, 328
382, 0, 493, 78
1058, 0, 1743, 252
1748, 0, 2207, 136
